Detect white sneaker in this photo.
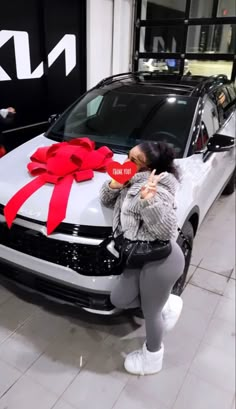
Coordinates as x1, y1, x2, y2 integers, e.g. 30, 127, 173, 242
124, 342, 164, 375
162, 294, 183, 332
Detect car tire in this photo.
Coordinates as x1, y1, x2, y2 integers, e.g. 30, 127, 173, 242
222, 169, 235, 195
172, 221, 194, 296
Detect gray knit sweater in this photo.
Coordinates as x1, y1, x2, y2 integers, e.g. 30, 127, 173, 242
100, 171, 178, 241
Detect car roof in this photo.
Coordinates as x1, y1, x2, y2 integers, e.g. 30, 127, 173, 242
100, 83, 193, 96
95, 72, 230, 98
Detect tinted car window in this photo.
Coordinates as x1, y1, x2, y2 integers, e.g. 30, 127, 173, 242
203, 98, 219, 136
217, 87, 231, 108
215, 85, 234, 121
226, 83, 236, 102
47, 88, 198, 157
195, 122, 210, 152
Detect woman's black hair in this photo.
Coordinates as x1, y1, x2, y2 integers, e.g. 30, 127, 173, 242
139, 141, 180, 180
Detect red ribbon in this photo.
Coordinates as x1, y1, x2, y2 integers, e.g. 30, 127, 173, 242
0, 145, 6, 158
4, 137, 113, 234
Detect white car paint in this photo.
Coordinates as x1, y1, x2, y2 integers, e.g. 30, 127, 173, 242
0, 108, 235, 314
1, 131, 233, 230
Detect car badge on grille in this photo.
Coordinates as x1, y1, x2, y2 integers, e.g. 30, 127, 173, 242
18, 209, 41, 218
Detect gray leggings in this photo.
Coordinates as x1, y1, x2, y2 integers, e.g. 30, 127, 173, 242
111, 241, 185, 352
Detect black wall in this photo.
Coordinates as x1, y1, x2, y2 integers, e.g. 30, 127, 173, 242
0, 0, 86, 150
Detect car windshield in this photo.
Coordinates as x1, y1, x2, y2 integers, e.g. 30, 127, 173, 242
46, 88, 198, 157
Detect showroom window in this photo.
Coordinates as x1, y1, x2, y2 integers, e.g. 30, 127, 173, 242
217, 0, 236, 17
133, 0, 236, 80
190, 0, 236, 18
190, 0, 216, 18
186, 25, 235, 54
141, 0, 186, 20
187, 60, 233, 78
140, 26, 184, 53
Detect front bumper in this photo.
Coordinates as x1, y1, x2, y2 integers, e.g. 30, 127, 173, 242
0, 257, 114, 312
0, 219, 117, 277
0, 244, 120, 313
0, 211, 121, 313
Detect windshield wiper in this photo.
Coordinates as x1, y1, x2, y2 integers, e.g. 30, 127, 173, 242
111, 148, 128, 155
94, 142, 128, 155
45, 134, 128, 155
45, 131, 64, 141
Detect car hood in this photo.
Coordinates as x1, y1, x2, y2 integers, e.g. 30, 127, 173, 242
0, 135, 128, 227
0, 135, 189, 228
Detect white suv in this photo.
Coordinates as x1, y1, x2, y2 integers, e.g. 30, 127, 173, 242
0, 72, 235, 314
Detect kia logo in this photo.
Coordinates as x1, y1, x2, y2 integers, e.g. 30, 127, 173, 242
0, 30, 77, 81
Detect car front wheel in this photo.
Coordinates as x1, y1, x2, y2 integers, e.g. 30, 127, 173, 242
172, 221, 194, 296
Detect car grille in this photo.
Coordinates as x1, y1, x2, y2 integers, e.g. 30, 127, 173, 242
0, 221, 119, 276
0, 204, 112, 238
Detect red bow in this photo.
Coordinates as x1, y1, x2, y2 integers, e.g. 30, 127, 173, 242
0, 145, 6, 158
4, 137, 113, 234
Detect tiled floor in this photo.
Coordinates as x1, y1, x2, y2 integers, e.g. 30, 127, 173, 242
0, 193, 235, 409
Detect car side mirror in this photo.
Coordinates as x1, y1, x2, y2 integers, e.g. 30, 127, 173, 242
48, 113, 60, 124
207, 134, 235, 153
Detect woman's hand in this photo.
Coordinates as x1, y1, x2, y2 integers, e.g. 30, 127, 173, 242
7, 107, 16, 114
140, 170, 163, 200
109, 179, 123, 189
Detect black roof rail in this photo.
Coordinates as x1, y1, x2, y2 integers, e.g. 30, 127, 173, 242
191, 74, 228, 96
95, 71, 145, 87
149, 82, 194, 89
95, 71, 196, 89
137, 83, 194, 94
95, 71, 229, 96
96, 71, 177, 87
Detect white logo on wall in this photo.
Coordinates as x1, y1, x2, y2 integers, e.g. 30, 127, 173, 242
153, 37, 177, 52
0, 30, 76, 81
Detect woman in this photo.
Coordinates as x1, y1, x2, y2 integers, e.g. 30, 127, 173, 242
100, 141, 185, 375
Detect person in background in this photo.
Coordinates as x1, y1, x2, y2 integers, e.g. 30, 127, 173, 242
0, 106, 16, 119
0, 107, 16, 157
